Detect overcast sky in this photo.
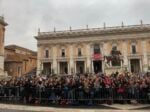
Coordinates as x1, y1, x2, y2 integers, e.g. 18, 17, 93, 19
0, 0, 150, 51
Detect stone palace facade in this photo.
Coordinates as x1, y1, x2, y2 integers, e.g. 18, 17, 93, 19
35, 24, 150, 75
0, 16, 7, 76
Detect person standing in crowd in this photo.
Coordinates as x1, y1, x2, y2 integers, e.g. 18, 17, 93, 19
0, 71, 149, 105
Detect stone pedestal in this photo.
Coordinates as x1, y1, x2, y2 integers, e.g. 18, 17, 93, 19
104, 67, 123, 75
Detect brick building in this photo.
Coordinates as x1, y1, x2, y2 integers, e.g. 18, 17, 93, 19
4, 45, 37, 77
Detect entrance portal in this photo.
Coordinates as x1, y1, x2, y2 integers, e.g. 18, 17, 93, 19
76, 61, 84, 74
130, 59, 140, 73
93, 61, 102, 73
60, 62, 68, 74
43, 62, 51, 75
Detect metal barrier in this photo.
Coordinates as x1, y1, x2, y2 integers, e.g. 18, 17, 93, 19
0, 86, 149, 105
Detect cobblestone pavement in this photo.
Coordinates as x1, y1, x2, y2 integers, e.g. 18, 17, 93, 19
0, 103, 149, 112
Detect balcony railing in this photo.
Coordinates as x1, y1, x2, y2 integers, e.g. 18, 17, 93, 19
128, 52, 142, 58
57, 56, 69, 60
74, 55, 87, 59
39, 53, 150, 61
40, 57, 53, 62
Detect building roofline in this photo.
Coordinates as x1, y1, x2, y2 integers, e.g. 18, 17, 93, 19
5, 45, 37, 54
35, 24, 150, 40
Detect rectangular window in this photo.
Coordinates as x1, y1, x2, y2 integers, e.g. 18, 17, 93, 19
62, 49, 65, 57
45, 50, 49, 58
78, 48, 82, 56
132, 45, 136, 54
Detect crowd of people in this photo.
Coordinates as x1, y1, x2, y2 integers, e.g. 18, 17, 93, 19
0, 72, 150, 105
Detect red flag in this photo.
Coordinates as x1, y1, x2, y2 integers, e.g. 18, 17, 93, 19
93, 54, 102, 60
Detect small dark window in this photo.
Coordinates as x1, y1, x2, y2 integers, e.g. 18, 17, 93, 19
62, 49, 65, 57
132, 45, 136, 54
78, 48, 82, 56
94, 44, 100, 54
112, 45, 117, 51
45, 50, 49, 58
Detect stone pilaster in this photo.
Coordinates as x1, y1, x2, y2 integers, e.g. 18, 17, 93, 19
103, 42, 109, 56
86, 44, 91, 73
103, 42, 109, 72
142, 40, 148, 71
140, 59, 142, 72
52, 46, 58, 74
0, 56, 4, 70
0, 17, 7, 77
36, 46, 42, 75
74, 60, 77, 74
68, 61, 70, 74
84, 61, 86, 73
57, 61, 60, 74
91, 60, 94, 73
69, 45, 74, 74
122, 41, 128, 70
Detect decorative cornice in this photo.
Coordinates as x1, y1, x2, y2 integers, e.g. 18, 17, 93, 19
111, 40, 119, 45
35, 24, 150, 40
37, 31, 150, 45
129, 40, 138, 44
